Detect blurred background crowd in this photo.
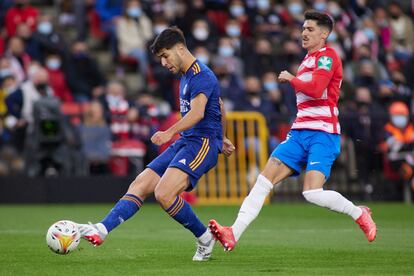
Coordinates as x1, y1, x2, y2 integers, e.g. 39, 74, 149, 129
0, 0, 413, 199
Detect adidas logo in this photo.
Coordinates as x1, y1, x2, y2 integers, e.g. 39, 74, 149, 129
179, 159, 186, 165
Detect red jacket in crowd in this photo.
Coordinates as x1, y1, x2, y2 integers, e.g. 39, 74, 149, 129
5, 5, 39, 37
46, 69, 74, 102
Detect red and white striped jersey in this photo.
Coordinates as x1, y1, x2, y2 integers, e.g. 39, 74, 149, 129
290, 46, 343, 134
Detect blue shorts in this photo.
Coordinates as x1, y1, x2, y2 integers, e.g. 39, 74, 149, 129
147, 136, 219, 191
271, 129, 340, 179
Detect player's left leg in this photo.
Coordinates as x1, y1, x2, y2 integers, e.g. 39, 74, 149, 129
154, 167, 214, 261
302, 131, 376, 242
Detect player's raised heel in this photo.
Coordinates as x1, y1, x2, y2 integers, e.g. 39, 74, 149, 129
208, 219, 237, 251
76, 222, 107, 246
355, 206, 377, 242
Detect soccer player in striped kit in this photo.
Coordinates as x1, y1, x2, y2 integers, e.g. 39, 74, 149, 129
209, 10, 377, 252
76, 26, 235, 261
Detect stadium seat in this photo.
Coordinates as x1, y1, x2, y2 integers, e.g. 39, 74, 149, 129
109, 139, 146, 176
60, 102, 83, 125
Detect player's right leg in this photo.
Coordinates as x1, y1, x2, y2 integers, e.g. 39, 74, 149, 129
210, 158, 293, 251
77, 168, 160, 246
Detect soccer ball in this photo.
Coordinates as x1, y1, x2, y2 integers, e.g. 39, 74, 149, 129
46, 220, 80, 254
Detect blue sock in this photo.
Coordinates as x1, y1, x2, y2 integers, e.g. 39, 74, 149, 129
101, 194, 143, 232
165, 196, 206, 238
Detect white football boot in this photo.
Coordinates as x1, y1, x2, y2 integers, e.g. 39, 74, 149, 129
76, 222, 107, 246
192, 232, 215, 261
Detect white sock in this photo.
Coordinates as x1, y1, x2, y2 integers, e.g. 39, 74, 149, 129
302, 188, 362, 220
198, 228, 213, 244
232, 174, 273, 241
96, 223, 109, 235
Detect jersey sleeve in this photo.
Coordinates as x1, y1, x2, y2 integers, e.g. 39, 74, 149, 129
290, 48, 339, 98
189, 72, 215, 100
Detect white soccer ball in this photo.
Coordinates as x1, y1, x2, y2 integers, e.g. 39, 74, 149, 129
46, 220, 81, 254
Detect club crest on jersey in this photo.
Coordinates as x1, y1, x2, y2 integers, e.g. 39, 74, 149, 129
317, 56, 333, 71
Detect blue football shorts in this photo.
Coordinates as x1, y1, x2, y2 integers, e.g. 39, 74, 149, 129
147, 136, 219, 191
271, 129, 340, 179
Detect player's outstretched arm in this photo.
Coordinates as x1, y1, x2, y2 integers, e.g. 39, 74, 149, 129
151, 93, 208, 145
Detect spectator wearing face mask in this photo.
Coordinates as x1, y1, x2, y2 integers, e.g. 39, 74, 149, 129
223, 18, 251, 58
235, 75, 275, 124
352, 17, 379, 60
44, 54, 73, 102
227, 0, 251, 37
5, 65, 54, 151
64, 41, 106, 102
5, 0, 39, 37
99, 81, 130, 141
380, 101, 414, 200
186, 19, 217, 53
253, 0, 285, 37
31, 14, 70, 62
286, 0, 305, 25
116, 0, 153, 78
245, 37, 277, 77
344, 44, 389, 84
212, 36, 244, 78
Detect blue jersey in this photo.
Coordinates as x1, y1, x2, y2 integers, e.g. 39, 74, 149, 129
179, 60, 222, 144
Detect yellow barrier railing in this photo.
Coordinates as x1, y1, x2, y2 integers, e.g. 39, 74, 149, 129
196, 112, 269, 205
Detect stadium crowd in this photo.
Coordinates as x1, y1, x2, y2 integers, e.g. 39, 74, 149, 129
0, 0, 413, 198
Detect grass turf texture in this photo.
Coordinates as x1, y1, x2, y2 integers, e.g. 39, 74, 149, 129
0, 203, 413, 275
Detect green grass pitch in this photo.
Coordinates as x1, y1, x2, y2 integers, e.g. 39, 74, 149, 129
1, 203, 414, 275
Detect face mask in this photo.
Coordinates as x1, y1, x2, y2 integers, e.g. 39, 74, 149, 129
329, 6, 341, 17
390, 13, 400, 19
73, 51, 88, 59
230, 5, 244, 17
35, 83, 48, 93
107, 94, 122, 106
288, 3, 303, 14
154, 25, 167, 35
127, 7, 142, 18
226, 25, 241, 37
327, 32, 337, 42
364, 28, 376, 40
196, 54, 209, 64
264, 81, 278, 91
257, 0, 270, 10
0, 69, 13, 79
193, 28, 209, 41
219, 45, 234, 57
313, 2, 327, 11
46, 58, 61, 70
37, 22, 52, 35
391, 115, 408, 128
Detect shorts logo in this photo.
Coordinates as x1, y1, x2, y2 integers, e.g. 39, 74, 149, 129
179, 159, 186, 165
310, 161, 320, 165
318, 56, 332, 71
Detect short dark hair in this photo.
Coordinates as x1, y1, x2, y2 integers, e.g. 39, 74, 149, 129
150, 26, 187, 54
304, 10, 334, 33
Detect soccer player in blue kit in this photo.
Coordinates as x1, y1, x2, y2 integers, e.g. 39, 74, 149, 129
76, 26, 235, 261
